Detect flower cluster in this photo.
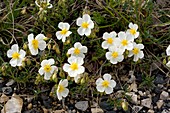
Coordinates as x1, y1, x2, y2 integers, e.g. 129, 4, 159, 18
56, 14, 94, 43
63, 42, 88, 82
102, 22, 144, 64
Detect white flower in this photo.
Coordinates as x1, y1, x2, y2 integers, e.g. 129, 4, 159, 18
126, 22, 139, 39
118, 31, 134, 51
35, 0, 53, 10
67, 42, 87, 58
28, 33, 46, 55
166, 61, 170, 67
56, 22, 72, 43
38, 58, 58, 80
96, 73, 116, 94
7, 44, 26, 67
166, 45, 170, 56
105, 46, 124, 64
76, 14, 94, 36
63, 56, 85, 77
74, 74, 83, 83
57, 79, 69, 100
101, 31, 118, 49
128, 42, 144, 62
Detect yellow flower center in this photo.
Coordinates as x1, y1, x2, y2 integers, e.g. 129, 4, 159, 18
44, 64, 51, 72
107, 38, 113, 44
121, 39, 128, 46
58, 85, 64, 93
102, 80, 109, 87
60, 29, 68, 35
132, 48, 139, 55
32, 39, 39, 49
112, 52, 118, 58
82, 22, 89, 28
12, 52, 20, 59
70, 63, 78, 70
130, 29, 136, 35
74, 48, 80, 55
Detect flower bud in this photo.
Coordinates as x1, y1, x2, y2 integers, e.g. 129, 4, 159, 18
23, 43, 28, 50
122, 101, 128, 111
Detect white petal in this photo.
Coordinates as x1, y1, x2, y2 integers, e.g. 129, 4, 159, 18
41, 60, 48, 67
110, 59, 118, 64
30, 48, 38, 55
128, 51, 133, 57
133, 55, 139, 62
10, 59, 17, 67
67, 48, 74, 54
65, 31, 72, 37
96, 78, 103, 85
19, 49, 26, 58
68, 70, 78, 77
83, 14, 91, 22
128, 22, 133, 29
105, 87, 113, 94
133, 24, 138, 30
17, 59, 22, 66
38, 41, 46, 50
28, 33, 34, 43
118, 31, 126, 40
57, 92, 62, 100
110, 31, 117, 37
138, 51, 144, 59
126, 43, 133, 50
84, 28, 91, 36
134, 32, 139, 38
39, 67, 45, 75
61, 88, 69, 97
138, 44, 144, 49
77, 57, 84, 65
56, 31, 62, 40
7, 50, 13, 58
58, 22, 64, 29
117, 55, 124, 62
88, 20, 94, 29
51, 66, 58, 73
62, 36, 66, 42
63, 23, 70, 30
48, 58, 55, 65
60, 79, 68, 87
36, 34, 45, 40
96, 85, 105, 92
76, 18, 83, 26
77, 66, 85, 74
102, 41, 109, 49
44, 72, 52, 80
63, 63, 70, 72
81, 46, 88, 53
102, 32, 110, 39
68, 56, 77, 64
106, 52, 112, 60
109, 80, 116, 88
103, 74, 111, 81
77, 27, 85, 36
74, 42, 82, 48
11, 44, 19, 52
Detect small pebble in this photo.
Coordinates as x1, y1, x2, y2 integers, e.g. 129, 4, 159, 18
160, 91, 169, 100
27, 103, 32, 110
